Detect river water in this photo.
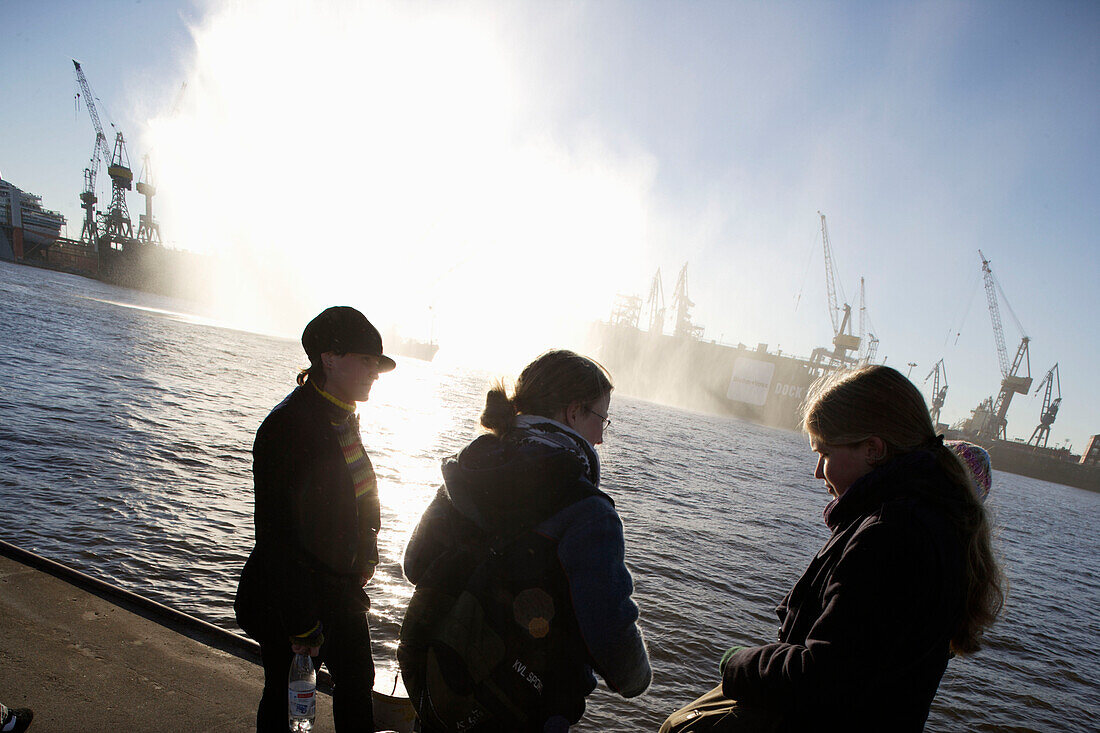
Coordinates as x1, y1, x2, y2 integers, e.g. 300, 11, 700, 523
1, 260, 1097, 731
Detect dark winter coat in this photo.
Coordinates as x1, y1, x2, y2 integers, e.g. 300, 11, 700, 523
235, 383, 380, 639
403, 416, 652, 724
722, 451, 967, 732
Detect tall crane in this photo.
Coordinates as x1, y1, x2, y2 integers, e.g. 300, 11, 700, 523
1028, 363, 1061, 448
609, 293, 640, 328
671, 263, 704, 339
857, 276, 879, 365
135, 154, 161, 243
975, 250, 1032, 440
924, 359, 949, 427
819, 212, 860, 364
135, 81, 185, 245
644, 268, 665, 334
73, 60, 134, 248
78, 134, 106, 246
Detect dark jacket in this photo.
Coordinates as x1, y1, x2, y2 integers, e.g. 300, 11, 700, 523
403, 417, 651, 723
722, 451, 966, 732
235, 383, 380, 639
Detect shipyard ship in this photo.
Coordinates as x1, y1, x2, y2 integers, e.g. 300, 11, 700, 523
0, 177, 66, 262
3, 61, 210, 297
590, 240, 1100, 493
387, 328, 440, 362
589, 255, 871, 431
591, 318, 828, 431
591, 216, 873, 431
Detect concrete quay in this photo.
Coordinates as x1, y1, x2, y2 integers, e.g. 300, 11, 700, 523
0, 546, 336, 731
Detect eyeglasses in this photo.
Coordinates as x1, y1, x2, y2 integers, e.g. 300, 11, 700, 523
586, 406, 612, 430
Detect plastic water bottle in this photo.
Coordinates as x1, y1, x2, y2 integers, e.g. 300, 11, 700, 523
288, 652, 316, 732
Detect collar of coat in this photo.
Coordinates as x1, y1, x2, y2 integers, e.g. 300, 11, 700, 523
823, 450, 942, 529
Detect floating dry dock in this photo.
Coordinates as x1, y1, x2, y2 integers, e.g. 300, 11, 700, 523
0, 540, 336, 731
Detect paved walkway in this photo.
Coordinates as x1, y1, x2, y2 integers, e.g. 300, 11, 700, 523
0, 552, 335, 731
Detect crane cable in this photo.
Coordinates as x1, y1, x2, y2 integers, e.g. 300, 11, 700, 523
994, 275, 1027, 338
945, 268, 981, 348
793, 223, 819, 312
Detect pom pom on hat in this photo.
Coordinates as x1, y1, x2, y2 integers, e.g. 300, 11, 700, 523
946, 440, 992, 501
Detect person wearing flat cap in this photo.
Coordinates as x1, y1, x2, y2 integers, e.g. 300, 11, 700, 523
235, 306, 396, 732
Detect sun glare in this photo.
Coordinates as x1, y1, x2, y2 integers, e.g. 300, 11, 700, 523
141, 0, 657, 370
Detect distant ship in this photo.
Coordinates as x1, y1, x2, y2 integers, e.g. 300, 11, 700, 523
387, 330, 439, 362
1, 174, 212, 299
947, 398, 1100, 492
0, 177, 66, 262
976, 436, 1099, 492
95, 238, 208, 298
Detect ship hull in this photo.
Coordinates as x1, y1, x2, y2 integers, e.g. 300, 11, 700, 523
946, 433, 1100, 493
589, 321, 829, 431
391, 339, 439, 362
1, 177, 65, 262
97, 239, 209, 299
592, 321, 1100, 492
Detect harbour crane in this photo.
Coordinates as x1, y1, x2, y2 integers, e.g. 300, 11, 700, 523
818, 212, 860, 364
857, 277, 879, 365
73, 59, 134, 248
974, 250, 1032, 440
645, 268, 665, 335
77, 134, 106, 246
1027, 363, 1061, 448
671, 263, 704, 339
136, 81, 185, 245
135, 154, 161, 244
609, 294, 641, 329
924, 359, 949, 427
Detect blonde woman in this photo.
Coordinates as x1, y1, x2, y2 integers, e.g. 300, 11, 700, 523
662, 365, 1004, 732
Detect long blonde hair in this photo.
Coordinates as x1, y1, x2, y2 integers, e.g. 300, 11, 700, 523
802, 365, 1004, 655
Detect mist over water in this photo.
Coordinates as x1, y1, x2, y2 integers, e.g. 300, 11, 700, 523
140, 0, 658, 371
2, 261, 1097, 731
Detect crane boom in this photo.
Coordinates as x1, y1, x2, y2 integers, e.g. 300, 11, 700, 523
73, 61, 114, 171
73, 59, 134, 244
974, 250, 1031, 440
820, 212, 841, 334
817, 212, 860, 363
979, 249, 1010, 376
858, 276, 866, 356
645, 268, 665, 334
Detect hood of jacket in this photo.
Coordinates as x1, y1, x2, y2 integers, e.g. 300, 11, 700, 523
441, 415, 609, 535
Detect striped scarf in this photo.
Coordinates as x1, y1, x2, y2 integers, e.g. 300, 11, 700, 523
312, 382, 380, 569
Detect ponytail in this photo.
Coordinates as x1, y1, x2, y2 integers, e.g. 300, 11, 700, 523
480, 382, 519, 435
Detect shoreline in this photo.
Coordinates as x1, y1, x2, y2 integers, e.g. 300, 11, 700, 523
0, 541, 415, 731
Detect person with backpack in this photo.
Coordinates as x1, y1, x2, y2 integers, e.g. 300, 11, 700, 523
399, 349, 651, 732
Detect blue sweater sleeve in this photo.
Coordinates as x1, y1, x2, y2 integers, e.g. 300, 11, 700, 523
403, 486, 454, 585
554, 501, 652, 698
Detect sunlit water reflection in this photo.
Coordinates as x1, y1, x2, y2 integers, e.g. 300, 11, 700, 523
1, 262, 1097, 731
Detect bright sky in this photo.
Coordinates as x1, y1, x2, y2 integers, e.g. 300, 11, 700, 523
1, 0, 1097, 450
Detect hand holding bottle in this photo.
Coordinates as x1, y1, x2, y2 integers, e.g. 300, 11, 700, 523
288, 652, 317, 732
